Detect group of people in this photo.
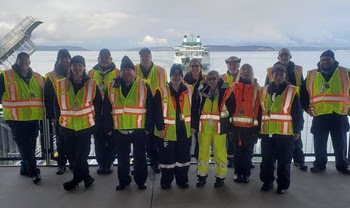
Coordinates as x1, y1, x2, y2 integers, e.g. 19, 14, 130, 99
0, 47, 349, 195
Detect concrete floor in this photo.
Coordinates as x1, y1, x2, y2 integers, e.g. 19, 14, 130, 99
0, 162, 349, 208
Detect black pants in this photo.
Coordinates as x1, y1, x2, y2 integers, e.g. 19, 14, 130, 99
8, 121, 40, 176
156, 135, 191, 186
311, 114, 349, 169
147, 133, 159, 167
64, 133, 91, 180
233, 138, 254, 177
94, 126, 116, 168
293, 136, 305, 165
260, 135, 294, 190
193, 132, 199, 159
115, 130, 148, 186
226, 132, 234, 161
55, 125, 72, 167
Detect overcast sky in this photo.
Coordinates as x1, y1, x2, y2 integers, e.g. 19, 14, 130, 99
1, 0, 350, 49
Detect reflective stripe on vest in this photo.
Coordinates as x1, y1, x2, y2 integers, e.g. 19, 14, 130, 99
108, 77, 147, 129
306, 67, 350, 116
232, 82, 260, 127
154, 84, 192, 141
2, 69, 44, 121
56, 78, 96, 130
199, 95, 221, 134
259, 85, 297, 135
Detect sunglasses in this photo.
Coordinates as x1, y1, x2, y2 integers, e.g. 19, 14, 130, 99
190, 65, 200, 68
208, 77, 217, 81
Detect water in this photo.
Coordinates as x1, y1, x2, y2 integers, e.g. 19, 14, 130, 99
6, 50, 350, 161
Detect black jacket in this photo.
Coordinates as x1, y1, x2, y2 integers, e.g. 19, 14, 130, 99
153, 82, 199, 139
258, 81, 304, 135
44, 62, 68, 119
102, 78, 153, 133
194, 79, 235, 134
54, 76, 102, 136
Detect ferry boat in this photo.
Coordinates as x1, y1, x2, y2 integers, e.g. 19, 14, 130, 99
173, 34, 210, 69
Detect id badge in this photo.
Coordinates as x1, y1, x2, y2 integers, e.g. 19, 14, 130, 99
98, 83, 104, 92
30, 92, 35, 98
179, 114, 185, 121
74, 103, 78, 110
239, 108, 244, 116
267, 109, 271, 116
208, 118, 213, 126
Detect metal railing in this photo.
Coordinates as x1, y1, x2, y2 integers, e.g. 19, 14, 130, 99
1, 110, 348, 166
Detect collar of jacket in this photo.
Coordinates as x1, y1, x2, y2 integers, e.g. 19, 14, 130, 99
12, 64, 33, 79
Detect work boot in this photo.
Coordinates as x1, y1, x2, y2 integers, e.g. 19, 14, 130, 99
104, 164, 114, 175
294, 162, 308, 171
116, 178, 132, 191
137, 183, 147, 190
96, 166, 104, 175
241, 175, 250, 184
63, 178, 82, 191
56, 166, 66, 175
276, 185, 286, 194
196, 176, 207, 188
233, 174, 242, 183
161, 183, 171, 190
20, 164, 28, 176
227, 159, 234, 168
336, 167, 350, 175
151, 165, 161, 174
214, 178, 224, 188
177, 182, 189, 189
84, 175, 95, 189
261, 183, 273, 191
310, 166, 326, 173
32, 173, 41, 184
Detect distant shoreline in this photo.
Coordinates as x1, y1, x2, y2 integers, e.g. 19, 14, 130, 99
36, 45, 350, 52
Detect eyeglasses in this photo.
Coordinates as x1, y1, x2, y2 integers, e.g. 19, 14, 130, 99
190, 65, 200, 68
208, 77, 217, 81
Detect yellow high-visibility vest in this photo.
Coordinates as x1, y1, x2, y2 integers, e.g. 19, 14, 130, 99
135, 64, 167, 95
108, 77, 147, 130
267, 65, 303, 87
88, 68, 119, 98
154, 84, 193, 141
2, 69, 44, 121
306, 67, 350, 116
45, 71, 65, 92
56, 78, 97, 131
259, 85, 297, 135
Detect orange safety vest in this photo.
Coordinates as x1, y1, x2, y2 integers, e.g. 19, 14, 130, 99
232, 81, 260, 128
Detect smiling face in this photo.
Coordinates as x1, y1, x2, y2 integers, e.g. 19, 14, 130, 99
58, 56, 70, 71
16, 56, 31, 71
190, 60, 202, 75
170, 73, 183, 88
207, 74, 219, 89
278, 48, 292, 65
273, 70, 286, 85
98, 55, 113, 68
226, 62, 240, 75
120, 68, 136, 85
70, 63, 85, 80
140, 53, 152, 69
319, 56, 335, 71
240, 64, 253, 81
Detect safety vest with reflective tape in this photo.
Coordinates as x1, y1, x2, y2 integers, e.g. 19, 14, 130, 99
154, 84, 193, 141
221, 72, 235, 86
108, 77, 147, 130
56, 78, 97, 131
2, 69, 44, 121
135, 64, 167, 95
306, 66, 350, 116
267, 65, 303, 92
232, 82, 260, 128
88, 68, 119, 98
45, 71, 65, 92
259, 84, 297, 135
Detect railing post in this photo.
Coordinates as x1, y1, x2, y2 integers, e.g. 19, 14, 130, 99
42, 117, 51, 165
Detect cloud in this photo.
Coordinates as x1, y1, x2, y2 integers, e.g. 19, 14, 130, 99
140, 35, 168, 45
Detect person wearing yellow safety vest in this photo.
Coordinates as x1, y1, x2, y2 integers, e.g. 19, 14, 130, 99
300, 50, 350, 175
88, 49, 119, 175
259, 65, 304, 194
231, 64, 260, 184
220, 56, 241, 168
103, 56, 153, 191
44, 49, 72, 175
153, 64, 198, 190
265, 48, 307, 171
195, 71, 235, 188
54, 55, 102, 191
135, 47, 167, 174
184, 58, 207, 161
0, 52, 44, 184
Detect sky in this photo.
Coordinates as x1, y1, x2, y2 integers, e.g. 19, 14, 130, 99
1, 0, 350, 50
